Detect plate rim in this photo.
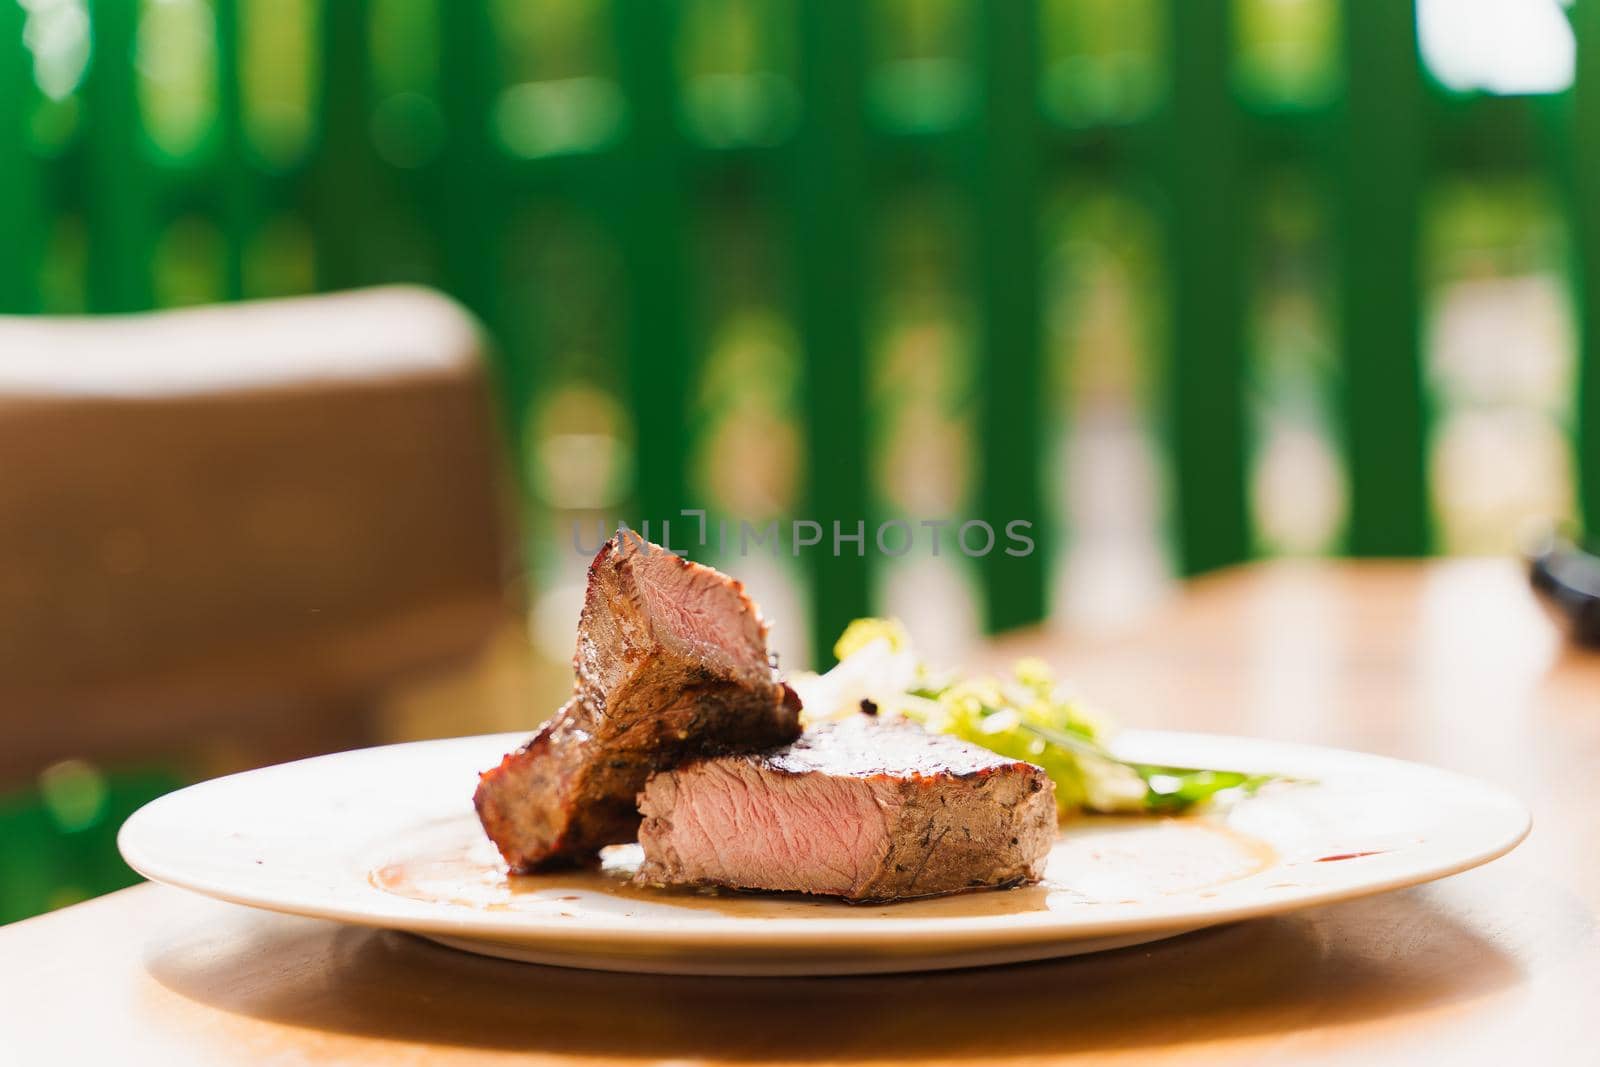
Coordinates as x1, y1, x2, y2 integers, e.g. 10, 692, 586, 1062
117, 730, 1532, 950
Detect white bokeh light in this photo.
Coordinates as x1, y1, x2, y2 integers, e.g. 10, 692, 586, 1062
1418, 0, 1575, 95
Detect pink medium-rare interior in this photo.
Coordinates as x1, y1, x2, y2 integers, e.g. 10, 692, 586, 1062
640, 760, 893, 897
626, 541, 771, 682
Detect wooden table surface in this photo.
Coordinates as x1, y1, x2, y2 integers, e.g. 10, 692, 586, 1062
3, 560, 1598, 1066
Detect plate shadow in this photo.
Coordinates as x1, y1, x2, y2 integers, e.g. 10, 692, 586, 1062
145, 886, 1521, 1059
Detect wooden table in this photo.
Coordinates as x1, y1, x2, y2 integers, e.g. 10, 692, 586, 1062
3, 560, 1597, 1065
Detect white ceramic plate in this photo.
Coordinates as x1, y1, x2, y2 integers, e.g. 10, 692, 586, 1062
119, 731, 1528, 976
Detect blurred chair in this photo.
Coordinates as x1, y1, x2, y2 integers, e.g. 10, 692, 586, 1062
0, 286, 514, 786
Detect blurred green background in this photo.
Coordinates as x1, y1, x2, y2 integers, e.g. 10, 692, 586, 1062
2, 0, 1597, 921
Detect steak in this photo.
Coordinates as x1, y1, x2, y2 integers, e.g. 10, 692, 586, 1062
475, 534, 802, 871
635, 715, 1057, 902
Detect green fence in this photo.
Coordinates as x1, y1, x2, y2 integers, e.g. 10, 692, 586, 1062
2, 0, 1597, 661
0, 766, 179, 924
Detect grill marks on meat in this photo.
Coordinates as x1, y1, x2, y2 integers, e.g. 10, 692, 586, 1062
474, 535, 802, 871
635, 716, 1057, 902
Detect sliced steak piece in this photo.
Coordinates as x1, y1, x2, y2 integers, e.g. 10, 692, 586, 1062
635, 715, 1057, 902
475, 534, 802, 871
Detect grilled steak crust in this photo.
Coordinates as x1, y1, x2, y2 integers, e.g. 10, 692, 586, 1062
635, 716, 1057, 902
475, 534, 802, 871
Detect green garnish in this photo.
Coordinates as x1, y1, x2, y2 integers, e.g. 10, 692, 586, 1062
809, 619, 1280, 818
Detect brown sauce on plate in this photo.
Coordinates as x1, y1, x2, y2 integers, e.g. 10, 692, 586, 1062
370, 812, 1278, 921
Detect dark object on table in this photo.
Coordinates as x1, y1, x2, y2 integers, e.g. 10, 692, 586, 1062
475, 534, 802, 872
635, 714, 1058, 902
1527, 528, 1600, 649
